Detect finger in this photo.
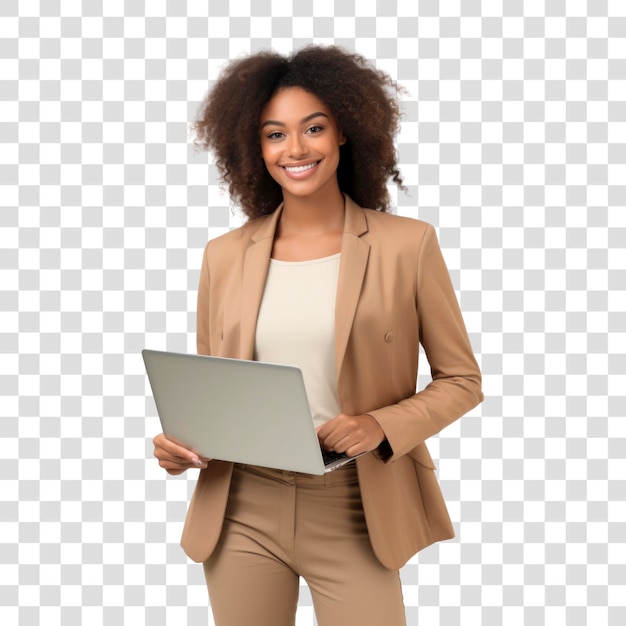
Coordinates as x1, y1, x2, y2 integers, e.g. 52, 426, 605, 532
154, 445, 209, 468
154, 432, 190, 454
321, 431, 351, 454
158, 437, 203, 464
160, 458, 204, 470
319, 422, 351, 448
317, 416, 347, 441
344, 443, 366, 457
158, 456, 208, 471
161, 437, 195, 457
318, 430, 338, 450
166, 454, 208, 469
316, 413, 350, 435
316, 423, 333, 442
161, 458, 192, 476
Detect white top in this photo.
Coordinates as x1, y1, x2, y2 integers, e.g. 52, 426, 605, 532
254, 253, 341, 429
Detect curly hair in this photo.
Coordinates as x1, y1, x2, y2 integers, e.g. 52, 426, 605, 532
193, 45, 405, 219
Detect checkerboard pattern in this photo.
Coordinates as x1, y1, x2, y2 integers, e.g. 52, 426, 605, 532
1, 1, 625, 624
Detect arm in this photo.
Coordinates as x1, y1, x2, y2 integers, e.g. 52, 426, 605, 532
368, 224, 483, 462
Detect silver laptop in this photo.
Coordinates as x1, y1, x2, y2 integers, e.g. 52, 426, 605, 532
142, 349, 364, 475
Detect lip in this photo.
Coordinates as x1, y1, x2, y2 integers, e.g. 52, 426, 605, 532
279, 160, 321, 180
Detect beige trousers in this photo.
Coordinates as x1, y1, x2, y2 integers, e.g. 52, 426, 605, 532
203, 463, 406, 626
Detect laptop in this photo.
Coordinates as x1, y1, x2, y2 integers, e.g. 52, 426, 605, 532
141, 349, 365, 475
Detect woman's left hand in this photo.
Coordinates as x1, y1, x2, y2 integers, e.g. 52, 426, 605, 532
316, 413, 386, 457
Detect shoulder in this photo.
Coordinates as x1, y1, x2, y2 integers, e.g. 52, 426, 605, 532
363, 208, 432, 232
203, 213, 273, 257
362, 208, 435, 247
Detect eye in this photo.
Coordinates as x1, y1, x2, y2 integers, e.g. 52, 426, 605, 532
306, 125, 324, 134
265, 131, 284, 140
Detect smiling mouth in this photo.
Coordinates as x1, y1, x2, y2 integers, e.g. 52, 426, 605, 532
282, 161, 320, 173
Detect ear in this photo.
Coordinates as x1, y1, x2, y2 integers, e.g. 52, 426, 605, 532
338, 132, 347, 146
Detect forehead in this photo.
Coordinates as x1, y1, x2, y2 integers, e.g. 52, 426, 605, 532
260, 87, 334, 122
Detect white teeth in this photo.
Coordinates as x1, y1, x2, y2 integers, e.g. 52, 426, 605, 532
284, 162, 317, 173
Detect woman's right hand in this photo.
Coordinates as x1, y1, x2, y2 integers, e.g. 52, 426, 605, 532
153, 433, 210, 475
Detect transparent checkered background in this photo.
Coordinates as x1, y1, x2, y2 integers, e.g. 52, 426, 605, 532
1, 1, 625, 625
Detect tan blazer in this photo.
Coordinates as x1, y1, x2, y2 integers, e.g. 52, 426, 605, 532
180, 195, 483, 570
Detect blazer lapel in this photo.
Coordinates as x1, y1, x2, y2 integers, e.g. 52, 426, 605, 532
335, 196, 370, 377
239, 204, 284, 360
237, 195, 370, 374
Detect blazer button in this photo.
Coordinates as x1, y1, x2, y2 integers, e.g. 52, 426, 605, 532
384, 331, 393, 343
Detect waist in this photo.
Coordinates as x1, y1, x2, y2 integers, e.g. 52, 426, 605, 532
233, 461, 359, 487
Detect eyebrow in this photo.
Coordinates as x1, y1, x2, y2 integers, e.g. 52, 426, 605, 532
260, 112, 329, 129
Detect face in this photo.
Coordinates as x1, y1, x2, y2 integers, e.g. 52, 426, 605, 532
259, 87, 346, 201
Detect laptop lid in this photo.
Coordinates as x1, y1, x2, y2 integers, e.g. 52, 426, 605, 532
142, 349, 345, 475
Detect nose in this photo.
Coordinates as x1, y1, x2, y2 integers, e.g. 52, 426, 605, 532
286, 133, 307, 158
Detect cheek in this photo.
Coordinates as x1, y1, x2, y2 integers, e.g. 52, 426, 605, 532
260, 144, 279, 168
259, 148, 282, 183
327, 141, 342, 164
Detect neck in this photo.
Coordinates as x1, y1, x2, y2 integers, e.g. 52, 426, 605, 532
279, 187, 345, 235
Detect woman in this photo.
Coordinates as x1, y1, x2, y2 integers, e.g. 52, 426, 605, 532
153, 46, 483, 625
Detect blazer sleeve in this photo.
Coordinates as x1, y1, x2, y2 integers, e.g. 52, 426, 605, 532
196, 241, 211, 356
368, 224, 483, 462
